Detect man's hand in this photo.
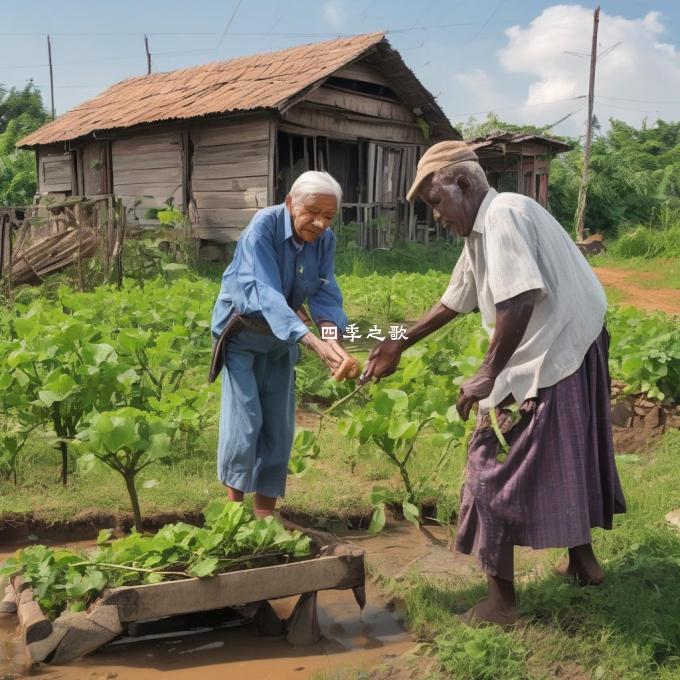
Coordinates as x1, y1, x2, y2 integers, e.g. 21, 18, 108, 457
360, 339, 402, 384
456, 365, 496, 421
324, 339, 361, 381
300, 330, 360, 380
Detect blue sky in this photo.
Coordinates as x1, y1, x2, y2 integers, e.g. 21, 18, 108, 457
2, 1, 678, 138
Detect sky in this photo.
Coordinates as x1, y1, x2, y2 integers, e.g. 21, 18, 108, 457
1, 0, 679, 139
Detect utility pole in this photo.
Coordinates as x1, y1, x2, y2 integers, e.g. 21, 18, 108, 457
144, 34, 151, 75
47, 35, 55, 120
574, 6, 600, 241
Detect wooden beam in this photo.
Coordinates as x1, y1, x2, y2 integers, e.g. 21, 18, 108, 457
103, 552, 364, 623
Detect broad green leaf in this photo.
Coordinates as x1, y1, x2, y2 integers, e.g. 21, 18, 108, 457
368, 503, 386, 534
402, 501, 420, 526
189, 557, 219, 578
38, 373, 77, 406
387, 419, 419, 441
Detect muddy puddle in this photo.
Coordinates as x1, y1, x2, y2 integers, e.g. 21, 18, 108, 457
0, 528, 446, 679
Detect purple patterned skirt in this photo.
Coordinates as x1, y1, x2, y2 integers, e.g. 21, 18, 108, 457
455, 327, 626, 576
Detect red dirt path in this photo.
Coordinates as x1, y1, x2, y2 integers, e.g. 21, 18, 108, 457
593, 267, 680, 315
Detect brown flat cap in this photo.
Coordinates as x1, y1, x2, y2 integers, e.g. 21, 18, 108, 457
407, 140, 481, 201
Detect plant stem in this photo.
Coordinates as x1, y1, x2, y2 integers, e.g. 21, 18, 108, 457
321, 382, 366, 417
73, 561, 187, 578
59, 440, 68, 486
122, 472, 143, 532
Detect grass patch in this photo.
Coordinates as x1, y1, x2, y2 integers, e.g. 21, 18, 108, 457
394, 430, 680, 679
591, 254, 680, 290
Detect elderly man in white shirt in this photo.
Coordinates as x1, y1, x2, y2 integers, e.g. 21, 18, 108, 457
362, 141, 625, 626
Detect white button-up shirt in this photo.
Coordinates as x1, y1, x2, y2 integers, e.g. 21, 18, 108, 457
441, 188, 607, 410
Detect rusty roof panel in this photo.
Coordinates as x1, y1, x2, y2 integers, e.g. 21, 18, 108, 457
18, 32, 386, 147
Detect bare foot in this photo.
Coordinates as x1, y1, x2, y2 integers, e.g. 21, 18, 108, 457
555, 556, 604, 586
459, 598, 519, 627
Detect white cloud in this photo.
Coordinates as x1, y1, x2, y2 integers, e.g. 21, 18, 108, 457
454, 68, 512, 115
323, 1, 346, 31
496, 5, 680, 129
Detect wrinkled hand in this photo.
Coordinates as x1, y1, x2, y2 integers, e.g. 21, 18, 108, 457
314, 340, 345, 374
456, 366, 497, 421
359, 339, 402, 384
326, 340, 361, 381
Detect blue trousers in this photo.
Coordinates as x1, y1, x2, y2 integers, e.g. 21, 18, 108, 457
217, 330, 298, 498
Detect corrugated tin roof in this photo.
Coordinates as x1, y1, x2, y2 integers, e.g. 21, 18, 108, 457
19, 32, 391, 147
474, 130, 573, 153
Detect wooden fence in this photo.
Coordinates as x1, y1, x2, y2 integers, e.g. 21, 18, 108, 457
0, 195, 125, 292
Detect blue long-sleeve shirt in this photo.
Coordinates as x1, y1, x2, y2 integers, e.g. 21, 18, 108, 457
211, 204, 348, 344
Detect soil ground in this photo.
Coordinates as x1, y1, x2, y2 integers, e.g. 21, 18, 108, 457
594, 267, 680, 315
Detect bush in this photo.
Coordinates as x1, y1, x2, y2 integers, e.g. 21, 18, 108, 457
609, 203, 680, 259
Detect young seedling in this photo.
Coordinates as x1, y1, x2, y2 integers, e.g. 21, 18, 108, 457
76, 408, 174, 532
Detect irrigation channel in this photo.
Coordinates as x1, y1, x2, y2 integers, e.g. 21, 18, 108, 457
0, 524, 464, 679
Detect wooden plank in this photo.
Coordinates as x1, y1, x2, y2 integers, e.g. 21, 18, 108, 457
192, 139, 269, 166
305, 87, 414, 123
283, 106, 426, 145
192, 176, 268, 193
112, 150, 180, 172
190, 118, 270, 149
114, 167, 181, 185
117, 192, 182, 210
195, 226, 246, 243
192, 159, 269, 181
82, 142, 108, 196
196, 207, 258, 228
333, 62, 392, 87
112, 132, 181, 156
193, 190, 267, 210
268, 119, 276, 205
103, 553, 364, 623
114, 184, 182, 199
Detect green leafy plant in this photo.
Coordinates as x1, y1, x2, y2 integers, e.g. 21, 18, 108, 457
434, 626, 528, 680
76, 408, 175, 532
0, 500, 311, 619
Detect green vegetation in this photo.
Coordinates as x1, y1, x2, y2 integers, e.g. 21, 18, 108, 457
461, 113, 680, 237
1, 269, 677, 529
0, 82, 49, 205
1, 499, 310, 619
551, 119, 680, 236
391, 430, 680, 679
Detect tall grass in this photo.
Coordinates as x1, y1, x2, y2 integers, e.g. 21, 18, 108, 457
610, 202, 680, 259
334, 235, 462, 277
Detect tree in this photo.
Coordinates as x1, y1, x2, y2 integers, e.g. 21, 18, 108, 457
0, 82, 49, 205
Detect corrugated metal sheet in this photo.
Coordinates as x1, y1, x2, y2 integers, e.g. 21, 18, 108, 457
473, 130, 572, 153
18, 33, 386, 147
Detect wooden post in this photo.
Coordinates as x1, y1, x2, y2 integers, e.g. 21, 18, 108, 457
574, 6, 600, 241
144, 34, 151, 75
47, 35, 55, 120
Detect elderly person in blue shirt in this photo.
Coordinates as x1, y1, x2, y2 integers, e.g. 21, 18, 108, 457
211, 171, 360, 518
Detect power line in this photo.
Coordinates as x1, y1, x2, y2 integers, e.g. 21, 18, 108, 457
450, 95, 586, 118
459, 0, 508, 47
0, 20, 511, 39
216, 0, 243, 50
597, 94, 680, 105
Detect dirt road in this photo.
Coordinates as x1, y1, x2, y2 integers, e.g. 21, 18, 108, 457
594, 267, 680, 315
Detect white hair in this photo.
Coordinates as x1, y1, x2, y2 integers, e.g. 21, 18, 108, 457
289, 171, 343, 206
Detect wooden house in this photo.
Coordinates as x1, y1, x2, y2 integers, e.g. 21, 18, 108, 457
18, 32, 459, 247
473, 131, 572, 209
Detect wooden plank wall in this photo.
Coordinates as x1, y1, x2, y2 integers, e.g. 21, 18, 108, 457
190, 118, 270, 243
37, 145, 72, 194
283, 105, 426, 145
112, 131, 183, 225
305, 86, 415, 124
